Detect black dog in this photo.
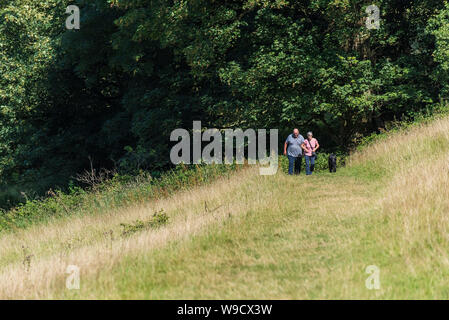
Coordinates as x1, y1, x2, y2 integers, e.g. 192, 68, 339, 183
328, 154, 337, 173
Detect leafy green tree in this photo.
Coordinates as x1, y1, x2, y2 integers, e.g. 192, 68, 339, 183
1, 0, 449, 207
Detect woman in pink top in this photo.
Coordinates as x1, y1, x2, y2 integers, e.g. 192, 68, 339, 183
302, 132, 320, 175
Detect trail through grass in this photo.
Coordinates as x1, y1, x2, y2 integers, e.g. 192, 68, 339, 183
1, 116, 449, 299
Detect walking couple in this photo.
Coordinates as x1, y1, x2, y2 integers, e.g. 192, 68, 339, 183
284, 129, 319, 176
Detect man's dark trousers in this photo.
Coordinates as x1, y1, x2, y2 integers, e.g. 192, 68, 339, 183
288, 155, 302, 175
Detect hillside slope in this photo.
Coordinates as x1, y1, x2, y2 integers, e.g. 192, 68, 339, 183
1, 116, 449, 299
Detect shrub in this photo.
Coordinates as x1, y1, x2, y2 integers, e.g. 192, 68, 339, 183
120, 209, 169, 237
0, 163, 244, 233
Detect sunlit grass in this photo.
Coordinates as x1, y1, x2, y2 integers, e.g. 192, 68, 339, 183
1, 116, 449, 299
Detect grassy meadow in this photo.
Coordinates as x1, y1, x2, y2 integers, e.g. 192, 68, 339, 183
1, 115, 449, 299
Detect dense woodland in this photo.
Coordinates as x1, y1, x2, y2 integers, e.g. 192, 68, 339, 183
1, 0, 449, 207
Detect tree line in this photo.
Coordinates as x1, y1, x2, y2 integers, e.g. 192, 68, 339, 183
1, 0, 449, 207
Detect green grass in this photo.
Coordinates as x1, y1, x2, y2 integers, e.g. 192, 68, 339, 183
60, 170, 389, 299
2, 114, 449, 299
0, 155, 343, 234
59, 164, 449, 299
0, 163, 242, 232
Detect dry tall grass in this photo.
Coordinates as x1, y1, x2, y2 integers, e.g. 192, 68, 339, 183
1, 116, 449, 299
0, 168, 271, 298
349, 115, 449, 172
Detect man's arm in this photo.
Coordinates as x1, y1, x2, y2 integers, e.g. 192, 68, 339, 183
284, 141, 288, 156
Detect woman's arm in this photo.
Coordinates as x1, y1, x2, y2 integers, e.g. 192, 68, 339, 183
314, 140, 320, 152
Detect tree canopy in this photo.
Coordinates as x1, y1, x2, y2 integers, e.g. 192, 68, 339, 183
1, 0, 449, 206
